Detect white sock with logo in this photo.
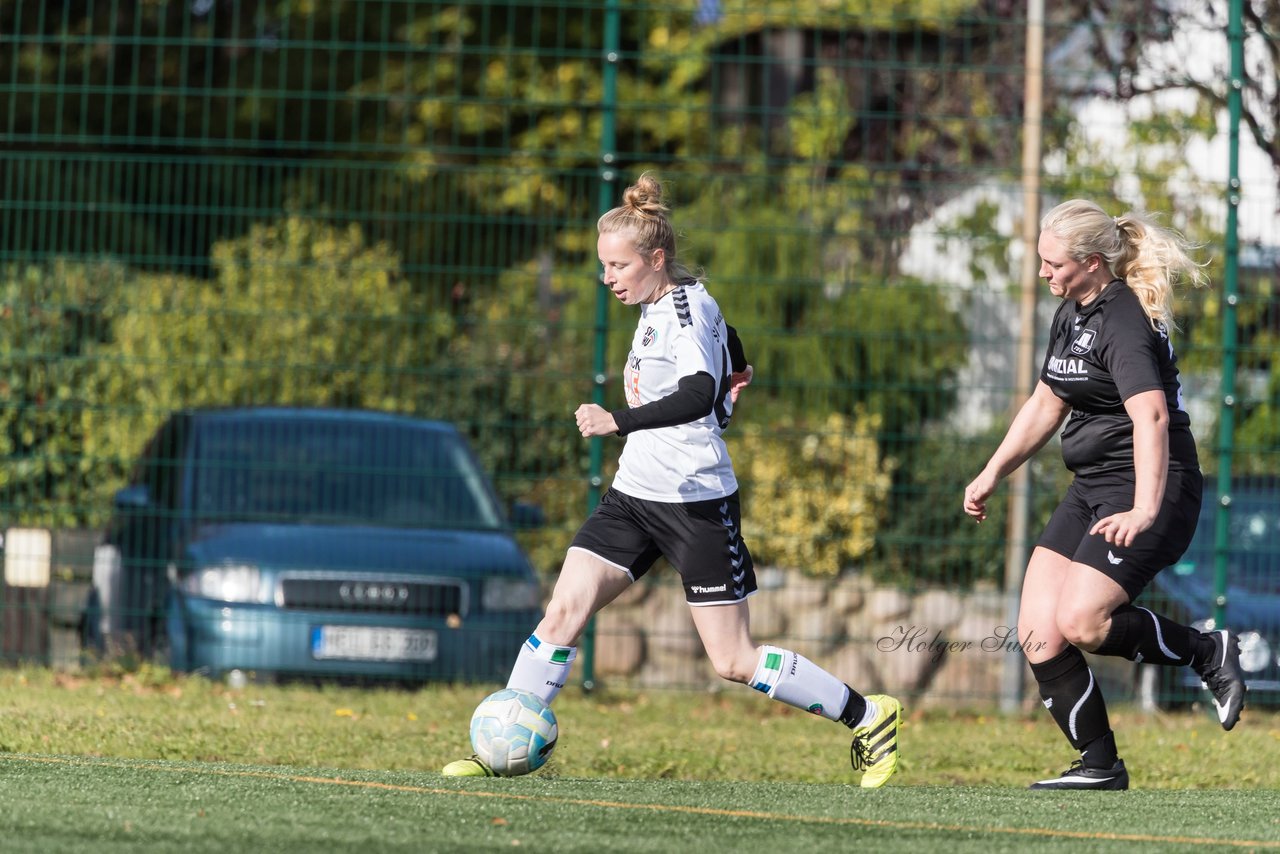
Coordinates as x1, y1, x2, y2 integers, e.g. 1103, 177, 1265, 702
749, 645, 849, 723
506, 633, 577, 705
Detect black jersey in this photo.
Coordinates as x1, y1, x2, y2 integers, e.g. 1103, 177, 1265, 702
1040, 280, 1199, 483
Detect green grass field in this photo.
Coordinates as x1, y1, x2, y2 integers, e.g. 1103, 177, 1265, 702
0, 668, 1276, 852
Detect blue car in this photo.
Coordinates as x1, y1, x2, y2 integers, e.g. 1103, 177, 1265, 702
83, 407, 543, 684
1139, 477, 1280, 704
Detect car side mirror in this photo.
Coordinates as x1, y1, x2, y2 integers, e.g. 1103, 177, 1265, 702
509, 502, 546, 531
113, 484, 152, 510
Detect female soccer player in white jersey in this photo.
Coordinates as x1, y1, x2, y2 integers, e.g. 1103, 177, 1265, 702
444, 173, 903, 788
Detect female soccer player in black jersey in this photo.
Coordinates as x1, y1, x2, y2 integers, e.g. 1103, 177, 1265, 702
964, 199, 1246, 790
444, 173, 903, 787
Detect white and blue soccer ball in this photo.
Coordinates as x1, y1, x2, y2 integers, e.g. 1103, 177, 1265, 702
469, 688, 558, 777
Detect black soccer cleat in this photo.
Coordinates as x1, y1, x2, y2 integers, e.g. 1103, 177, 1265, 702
1199, 629, 1246, 731
1029, 758, 1129, 791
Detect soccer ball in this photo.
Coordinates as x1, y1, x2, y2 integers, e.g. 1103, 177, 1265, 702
469, 688, 558, 777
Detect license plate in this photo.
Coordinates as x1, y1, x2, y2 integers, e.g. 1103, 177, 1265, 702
311, 626, 438, 662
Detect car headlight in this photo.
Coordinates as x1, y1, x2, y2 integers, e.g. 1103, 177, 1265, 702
482, 576, 541, 612
180, 563, 266, 603
1238, 631, 1271, 673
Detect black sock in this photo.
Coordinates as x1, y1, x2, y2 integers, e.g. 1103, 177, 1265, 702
1029, 646, 1112, 756
1094, 604, 1215, 667
1189, 629, 1224, 676
1079, 730, 1119, 769
839, 686, 867, 728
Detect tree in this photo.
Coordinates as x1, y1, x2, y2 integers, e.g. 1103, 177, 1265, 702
865, 426, 1071, 586
74, 214, 443, 520
421, 252, 599, 572
0, 260, 121, 525
1047, 0, 1279, 198
7, 0, 1257, 581
735, 410, 895, 578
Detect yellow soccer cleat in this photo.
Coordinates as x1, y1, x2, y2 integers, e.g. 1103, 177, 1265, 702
850, 694, 903, 789
441, 756, 496, 777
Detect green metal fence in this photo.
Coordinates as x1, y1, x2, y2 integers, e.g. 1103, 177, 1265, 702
1, 1, 1277, 708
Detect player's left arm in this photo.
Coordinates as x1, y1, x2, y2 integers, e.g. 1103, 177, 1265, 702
726, 324, 753, 403
726, 324, 747, 372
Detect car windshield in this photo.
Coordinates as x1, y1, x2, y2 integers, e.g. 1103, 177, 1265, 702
191, 418, 504, 530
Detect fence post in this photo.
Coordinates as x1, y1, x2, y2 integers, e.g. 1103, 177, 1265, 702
581, 0, 622, 693
1000, 0, 1045, 714
1213, 0, 1245, 629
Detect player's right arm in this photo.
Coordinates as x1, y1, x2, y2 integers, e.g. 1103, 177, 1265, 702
607, 373, 716, 435
964, 381, 1070, 521
607, 311, 746, 436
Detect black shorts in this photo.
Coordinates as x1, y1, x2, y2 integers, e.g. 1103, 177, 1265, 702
1037, 469, 1203, 601
568, 487, 758, 605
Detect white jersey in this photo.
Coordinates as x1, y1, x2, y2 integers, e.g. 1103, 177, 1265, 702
611, 281, 738, 502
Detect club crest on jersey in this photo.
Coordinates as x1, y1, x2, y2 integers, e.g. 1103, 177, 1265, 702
1071, 329, 1096, 355
642, 326, 657, 347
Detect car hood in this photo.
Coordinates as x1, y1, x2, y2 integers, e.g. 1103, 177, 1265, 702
183, 522, 533, 576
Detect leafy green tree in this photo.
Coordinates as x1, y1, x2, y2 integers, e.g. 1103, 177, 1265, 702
5, 0, 1257, 586
1055, 1, 1279, 199
74, 215, 444, 519
664, 70, 968, 436
5, 0, 1262, 285
0, 260, 123, 525
1195, 264, 1280, 475
865, 428, 1071, 587
735, 410, 895, 577
422, 254, 601, 572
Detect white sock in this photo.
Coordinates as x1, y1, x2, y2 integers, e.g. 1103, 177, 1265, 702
506, 633, 577, 705
856, 698, 880, 729
749, 645, 850, 723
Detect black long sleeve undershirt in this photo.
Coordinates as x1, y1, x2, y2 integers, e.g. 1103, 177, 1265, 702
610, 324, 749, 436
611, 372, 715, 436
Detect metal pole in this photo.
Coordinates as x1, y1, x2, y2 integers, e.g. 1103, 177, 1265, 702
1002, 0, 1044, 713
581, 0, 621, 692
1213, 0, 1244, 629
